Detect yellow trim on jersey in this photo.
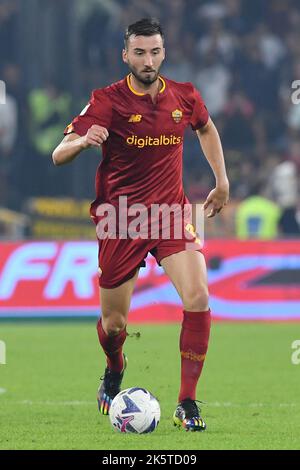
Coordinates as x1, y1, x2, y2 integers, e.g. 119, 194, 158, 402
126, 74, 166, 96
127, 74, 145, 95
159, 76, 166, 93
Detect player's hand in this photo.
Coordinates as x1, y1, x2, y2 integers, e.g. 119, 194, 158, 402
203, 182, 229, 218
82, 125, 109, 148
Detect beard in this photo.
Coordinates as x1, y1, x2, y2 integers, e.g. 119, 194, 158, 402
128, 63, 162, 86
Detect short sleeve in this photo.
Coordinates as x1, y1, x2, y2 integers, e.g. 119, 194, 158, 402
64, 89, 112, 136
190, 87, 209, 130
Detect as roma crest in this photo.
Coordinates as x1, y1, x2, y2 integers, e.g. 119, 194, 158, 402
172, 109, 183, 123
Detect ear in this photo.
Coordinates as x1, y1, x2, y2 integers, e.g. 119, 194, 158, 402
122, 49, 128, 64
162, 47, 166, 61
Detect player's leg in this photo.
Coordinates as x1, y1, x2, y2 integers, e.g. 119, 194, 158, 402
97, 270, 139, 372
160, 250, 210, 431
96, 270, 139, 414
94, 234, 149, 414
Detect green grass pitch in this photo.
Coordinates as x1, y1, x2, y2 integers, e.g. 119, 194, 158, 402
0, 320, 299, 450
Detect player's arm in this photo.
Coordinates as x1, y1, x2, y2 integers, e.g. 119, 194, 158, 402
196, 117, 229, 218
52, 125, 109, 166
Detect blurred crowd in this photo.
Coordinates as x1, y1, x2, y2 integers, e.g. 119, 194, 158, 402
0, 0, 299, 237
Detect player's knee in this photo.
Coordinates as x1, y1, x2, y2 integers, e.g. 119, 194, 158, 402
102, 314, 127, 336
106, 325, 125, 336
183, 284, 209, 312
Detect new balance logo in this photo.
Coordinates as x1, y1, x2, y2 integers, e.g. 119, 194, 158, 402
128, 114, 142, 123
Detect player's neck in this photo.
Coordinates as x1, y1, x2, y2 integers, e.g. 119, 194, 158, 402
129, 74, 161, 101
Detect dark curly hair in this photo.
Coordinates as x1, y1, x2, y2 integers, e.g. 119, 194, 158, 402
124, 18, 164, 48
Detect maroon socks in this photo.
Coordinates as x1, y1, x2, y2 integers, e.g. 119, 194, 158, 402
96, 319, 127, 373
178, 309, 211, 402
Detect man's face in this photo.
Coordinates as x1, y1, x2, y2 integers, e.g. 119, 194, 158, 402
123, 34, 165, 85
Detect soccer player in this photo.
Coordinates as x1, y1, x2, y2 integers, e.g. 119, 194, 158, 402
52, 18, 229, 432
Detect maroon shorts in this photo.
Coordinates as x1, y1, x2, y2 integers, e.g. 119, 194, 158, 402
97, 225, 202, 289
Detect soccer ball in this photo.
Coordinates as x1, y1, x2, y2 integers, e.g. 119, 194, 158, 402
109, 387, 160, 434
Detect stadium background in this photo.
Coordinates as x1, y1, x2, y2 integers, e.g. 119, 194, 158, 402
0, 0, 300, 450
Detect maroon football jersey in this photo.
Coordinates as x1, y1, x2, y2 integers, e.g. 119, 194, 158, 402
64, 74, 209, 217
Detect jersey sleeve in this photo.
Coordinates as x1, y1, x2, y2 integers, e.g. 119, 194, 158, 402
64, 89, 112, 136
190, 87, 209, 130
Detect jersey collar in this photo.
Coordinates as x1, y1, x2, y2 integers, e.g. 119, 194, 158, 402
126, 74, 166, 96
